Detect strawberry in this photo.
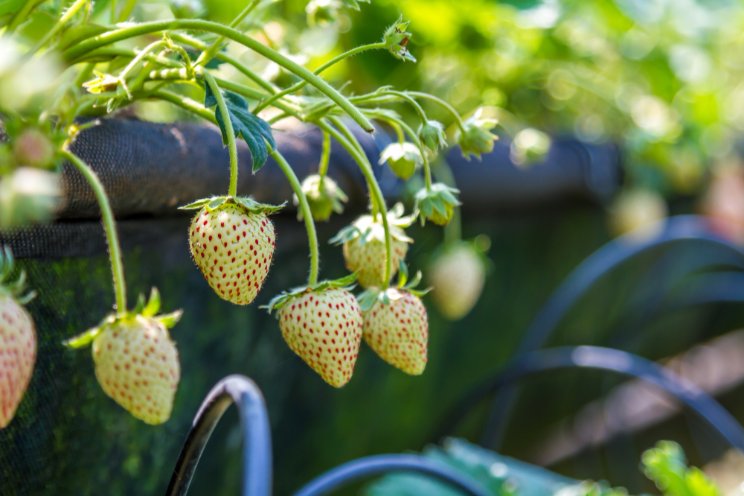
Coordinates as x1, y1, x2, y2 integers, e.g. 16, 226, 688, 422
182, 196, 283, 305
266, 275, 363, 387
331, 204, 414, 288
67, 289, 182, 424
362, 288, 428, 375
428, 241, 487, 320
0, 247, 36, 428
358, 266, 429, 375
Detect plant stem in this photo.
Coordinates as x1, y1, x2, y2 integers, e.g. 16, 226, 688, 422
62, 149, 127, 313
31, 0, 90, 54
321, 117, 394, 286
7, 0, 44, 32
388, 90, 428, 123
253, 41, 386, 113
195, 0, 261, 68
64, 19, 375, 132
170, 33, 278, 95
408, 91, 466, 131
117, 0, 137, 22
318, 131, 331, 179
203, 73, 240, 197
270, 149, 320, 286
432, 158, 462, 245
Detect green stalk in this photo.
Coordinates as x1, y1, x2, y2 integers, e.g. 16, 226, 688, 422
64, 19, 375, 132
318, 131, 331, 179
116, 0, 137, 22
195, 0, 261, 68
408, 91, 466, 131
170, 33, 278, 95
31, 0, 90, 54
62, 150, 127, 313
270, 149, 320, 286
321, 117, 394, 286
388, 90, 428, 123
253, 41, 387, 113
203, 73, 240, 197
7, 0, 44, 32
432, 159, 462, 245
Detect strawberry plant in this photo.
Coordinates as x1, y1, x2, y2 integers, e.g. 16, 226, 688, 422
0, 0, 498, 421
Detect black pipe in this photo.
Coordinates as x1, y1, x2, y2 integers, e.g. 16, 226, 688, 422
166, 375, 272, 496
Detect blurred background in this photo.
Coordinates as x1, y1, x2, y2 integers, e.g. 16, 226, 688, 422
4, 0, 744, 494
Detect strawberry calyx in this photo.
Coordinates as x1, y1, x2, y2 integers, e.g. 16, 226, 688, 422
330, 203, 415, 246
263, 272, 357, 314
179, 195, 285, 215
65, 288, 182, 349
0, 246, 35, 304
357, 261, 429, 311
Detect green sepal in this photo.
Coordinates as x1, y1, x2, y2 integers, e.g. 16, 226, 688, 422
0, 246, 34, 303
263, 273, 358, 315
64, 325, 103, 349
142, 288, 161, 317
179, 196, 285, 215
329, 204, 415, 246
156, 310, 183, 329
414, 183, 461, 226
203, 83, 276, 172
395, 261, 428, 296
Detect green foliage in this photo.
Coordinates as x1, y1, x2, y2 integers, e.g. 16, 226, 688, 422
642, 441, 721, 496
203, 84, 276, 172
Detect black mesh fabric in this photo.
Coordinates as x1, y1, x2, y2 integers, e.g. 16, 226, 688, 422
0, 118, 628, 495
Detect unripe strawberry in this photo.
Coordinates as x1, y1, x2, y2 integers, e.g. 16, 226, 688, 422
66, 288, 182, 425
0, 247, 36, 429
379, 142, 422, 180
92, 315, 180, 425
414, 183, 460, 226
0, 294, 35, 428
331, 205, 414, 289
363, 288, 428, 375
277, 288, 363, 387
184, 197, 282, 305
428, 243, 486, 320
295, 174, 348, 222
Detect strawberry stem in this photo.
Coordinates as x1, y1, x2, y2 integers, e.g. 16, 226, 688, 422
64, 19, 375, 133
320, 117, 394, 286
270, 149, 320, 286
407, 91, 467, 132
432, 158, 462, 245
253, 41, 387, 114
62, 150, 128, 313
203, 73, 240, 197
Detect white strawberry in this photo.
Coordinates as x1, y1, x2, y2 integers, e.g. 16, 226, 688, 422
183, 196, 283, 305
0, 247, 36, 428
266, 275, 363, 387
428, 241, 487, 320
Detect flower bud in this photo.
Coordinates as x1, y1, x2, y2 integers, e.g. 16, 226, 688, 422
457, 109, 498, 160
414, 183, 460, 226
417, 120, 447, 152
378, 142, 422, 180
383, 17, 416, 63
295, 174, 348, 222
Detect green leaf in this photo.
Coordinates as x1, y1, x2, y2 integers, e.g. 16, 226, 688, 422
204, 83, 276, 173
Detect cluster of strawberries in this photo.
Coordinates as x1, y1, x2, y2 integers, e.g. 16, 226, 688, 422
186, 197, 429, 388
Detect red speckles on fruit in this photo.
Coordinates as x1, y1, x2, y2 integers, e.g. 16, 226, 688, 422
92, 316, 179, 425
363, 289, 428, 375
189, 204, 275, 305
278, 289, 363, 387
0, 295, 36, 428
